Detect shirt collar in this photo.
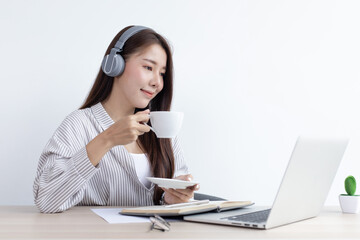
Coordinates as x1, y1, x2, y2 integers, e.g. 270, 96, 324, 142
91, 102, 114, 131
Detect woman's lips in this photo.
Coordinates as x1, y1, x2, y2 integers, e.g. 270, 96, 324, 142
141, 89, 154, 98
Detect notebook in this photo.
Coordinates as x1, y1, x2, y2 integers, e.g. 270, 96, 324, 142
120, 200, 253, 217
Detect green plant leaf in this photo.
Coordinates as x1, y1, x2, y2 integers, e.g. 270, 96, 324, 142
345, 176, 356, 196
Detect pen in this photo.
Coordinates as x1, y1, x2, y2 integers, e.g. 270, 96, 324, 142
165, 199, 210, 208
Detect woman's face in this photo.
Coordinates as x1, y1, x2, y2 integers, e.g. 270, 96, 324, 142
115, 44, 167, 109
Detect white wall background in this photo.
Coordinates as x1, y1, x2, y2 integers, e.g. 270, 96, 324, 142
1, 0, 360, 206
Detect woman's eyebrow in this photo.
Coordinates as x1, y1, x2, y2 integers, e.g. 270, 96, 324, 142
143, 58, 166, 70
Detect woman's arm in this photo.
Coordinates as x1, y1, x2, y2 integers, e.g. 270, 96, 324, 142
33, 110, 151, 213
33, 137, 98, 213
86, 132, 112, 167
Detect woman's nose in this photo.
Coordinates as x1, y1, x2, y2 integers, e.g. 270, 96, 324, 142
151, 73, 162, 87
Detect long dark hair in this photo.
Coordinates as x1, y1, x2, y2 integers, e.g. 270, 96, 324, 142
80, 26, 175, 204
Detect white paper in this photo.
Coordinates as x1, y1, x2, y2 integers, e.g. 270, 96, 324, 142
91, 208, 150, 224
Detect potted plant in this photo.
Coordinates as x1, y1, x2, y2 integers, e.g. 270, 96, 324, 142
339, 175, 360, 214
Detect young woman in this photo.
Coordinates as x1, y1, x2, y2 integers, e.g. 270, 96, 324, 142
33, 25, 198, 213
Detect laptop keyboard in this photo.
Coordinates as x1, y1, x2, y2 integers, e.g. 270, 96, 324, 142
222, 209, 271, 223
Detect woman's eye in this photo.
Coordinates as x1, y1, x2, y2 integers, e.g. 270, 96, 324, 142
144, 66, 152, 71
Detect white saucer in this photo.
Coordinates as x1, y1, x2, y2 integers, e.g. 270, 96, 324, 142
146, 177, 199, 189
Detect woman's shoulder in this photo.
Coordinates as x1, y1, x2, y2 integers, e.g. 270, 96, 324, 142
51, 106, 96, 146
61, 107, 93, 127
55, 106, 97, 136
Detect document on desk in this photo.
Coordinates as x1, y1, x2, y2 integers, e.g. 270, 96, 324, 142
91, 208, 150, 224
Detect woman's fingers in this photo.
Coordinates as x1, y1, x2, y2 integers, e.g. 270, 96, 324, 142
163, 188, 184, 200
135, 110, 150, 123
175, 174, 193, 181
188, 184, 200, 191
163, 188, 190, 201
161, 174, 200, 204
174, 174, 199, 194
137, 123, 151, 133
136, 109, 150, 115
163, 187, 194, 199
175, 188, 194, 198
133, 110, 151, 133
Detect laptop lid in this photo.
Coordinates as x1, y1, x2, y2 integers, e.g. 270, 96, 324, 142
265, 136, 349, 229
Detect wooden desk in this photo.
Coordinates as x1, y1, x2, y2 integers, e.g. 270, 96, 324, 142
1, 206, 359, 239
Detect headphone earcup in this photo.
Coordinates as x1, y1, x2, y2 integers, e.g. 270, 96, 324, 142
101, 26, 148, 77
111, 55, 125, 77
101, 54, 125, 77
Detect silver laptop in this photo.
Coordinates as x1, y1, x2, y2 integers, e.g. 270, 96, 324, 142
184, 136, 349, 229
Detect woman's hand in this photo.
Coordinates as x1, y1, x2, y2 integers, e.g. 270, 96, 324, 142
162, 174, 200, 204
104, 109, 151, 148
86, 109, 151, 166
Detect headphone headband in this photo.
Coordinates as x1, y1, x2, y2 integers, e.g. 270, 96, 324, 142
114, 26, 149, 51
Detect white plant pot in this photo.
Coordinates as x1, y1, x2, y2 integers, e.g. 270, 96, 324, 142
339, 195, 360, 214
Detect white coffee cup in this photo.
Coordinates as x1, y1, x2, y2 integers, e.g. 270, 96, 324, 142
145, 111, 184, 138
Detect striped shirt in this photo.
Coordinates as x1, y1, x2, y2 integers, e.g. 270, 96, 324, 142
33, 102, 188, 213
